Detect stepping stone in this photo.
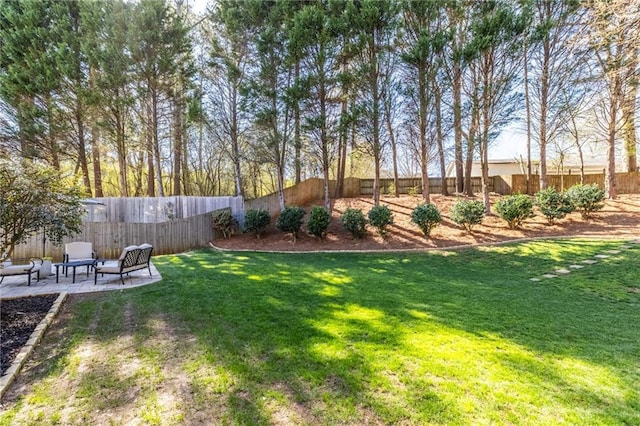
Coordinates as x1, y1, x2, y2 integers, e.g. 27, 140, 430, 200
542, 274, 558, 279
569, 265, 584, 269
582, 260, 598, 264
530, 278, 541, 282
605, 250, 620, 254
619, 245, 631, 249
594, 254, 610, 259
555, 269, 571, 274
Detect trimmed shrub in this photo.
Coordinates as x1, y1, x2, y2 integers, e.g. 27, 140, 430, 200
244, 208, 270, 238
211, 208, 238, 239
450, 199, 485, 232
410, 203, 442, 237
275, 206, 306, 240
565, 183, 605, 219
307, 206, 331, 239
495, 194, 534, 229
341, 208, 367, 239
367, 205, 394, 237
535, 187, 574, 224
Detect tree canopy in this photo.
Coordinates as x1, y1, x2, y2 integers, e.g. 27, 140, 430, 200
0, 159, 85, 263
0, 0, 637, 203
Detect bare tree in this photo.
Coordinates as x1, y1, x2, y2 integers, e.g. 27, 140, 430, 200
579, 0, 640, 198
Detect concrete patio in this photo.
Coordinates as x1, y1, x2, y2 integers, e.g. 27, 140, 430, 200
0, 262, 162, 298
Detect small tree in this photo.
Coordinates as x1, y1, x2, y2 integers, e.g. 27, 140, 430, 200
367, 205, 394, 237
535, 188, 574, 224
275, 206, 306, 241
495, 194, 534, 229
341, 208, 367, 239
211, 209, 238, 239
243, 209, 271, 239
1, 160, 85, 262
410, 203, 442, 237
565, 183, 605, 219
450, 200, 485, 232
307, 206, 331, 240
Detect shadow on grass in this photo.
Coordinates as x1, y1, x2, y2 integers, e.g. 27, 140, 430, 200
145, 241, 639, 423
9, 240, 638, 424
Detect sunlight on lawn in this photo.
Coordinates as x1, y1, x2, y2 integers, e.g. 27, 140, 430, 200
2, 240, 639, 425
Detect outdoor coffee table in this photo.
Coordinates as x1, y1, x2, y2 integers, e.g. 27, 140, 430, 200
54, 259, 97, 284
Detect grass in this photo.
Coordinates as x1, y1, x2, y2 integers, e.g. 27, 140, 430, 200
1, 239, 639, 425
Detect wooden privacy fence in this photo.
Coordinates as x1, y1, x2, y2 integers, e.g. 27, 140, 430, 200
84, 196, 244, 223
12, 196, 244, 260
244, 172, 640, 217
506, 172, 640, 194
245, 176, 486, 216
358, 177, 486, 196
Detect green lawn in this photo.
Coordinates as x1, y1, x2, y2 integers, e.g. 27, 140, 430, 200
2, 239, 639, 425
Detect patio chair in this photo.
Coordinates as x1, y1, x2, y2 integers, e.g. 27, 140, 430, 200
94, 244, 153, 285
0, 258, 43, 286
63, 242, 97, 273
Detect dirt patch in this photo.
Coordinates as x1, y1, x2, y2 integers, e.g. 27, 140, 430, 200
0, 294, 58, 376
214, 194, 640, 252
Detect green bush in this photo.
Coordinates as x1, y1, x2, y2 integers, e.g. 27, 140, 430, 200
565, 183, 605, 219
341, 208, 367, 239
244, 208, 270, 238
367, 205, 394, 237
275, 206, 306, 240
410, 203, 442, 237
495, 194, 534, 229
211, 208, 238, 239
450, 199, 485, 232
307, 206, 331, 239
535, 187, 574, 224
407, 186, 420, 197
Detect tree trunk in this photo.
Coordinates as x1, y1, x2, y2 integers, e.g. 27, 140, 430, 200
384, 89, 399, 198
622, 82, 637, 172
335, 96, 348, 198
538, 38, 550, 191
91, 125, 103, 197
75, 107, 92, 195
152, 89, 164, 197
146, 100, 155, 197
435, 85, 447, 196
523, 38, 532, 194
294, 61, 302, 184
605, 83, 619, 199
418, 65, 430, 203
116, 112, 129, 197
172, 88, 183, 196
453, 61, 464, 193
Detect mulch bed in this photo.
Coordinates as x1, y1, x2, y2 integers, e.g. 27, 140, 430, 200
1, 294, 58, 376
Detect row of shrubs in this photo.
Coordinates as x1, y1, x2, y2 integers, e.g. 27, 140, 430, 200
213, 183, 606, 240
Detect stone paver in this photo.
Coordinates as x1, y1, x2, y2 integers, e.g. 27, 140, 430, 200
542, 274, 558, 279
0, 262, 161, 298
605, 250, 621, 254
619, 245, 632, 249
530, 278, 541, 282
594, 254, 610, 259
582, 259, 598, 264
569, 264, 584, 269
555, 269, 571, 274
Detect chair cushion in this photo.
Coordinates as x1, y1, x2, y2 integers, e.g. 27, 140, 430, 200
118, 245, 139, 260
65, 242, 94, 259
0, 264, 32, 276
